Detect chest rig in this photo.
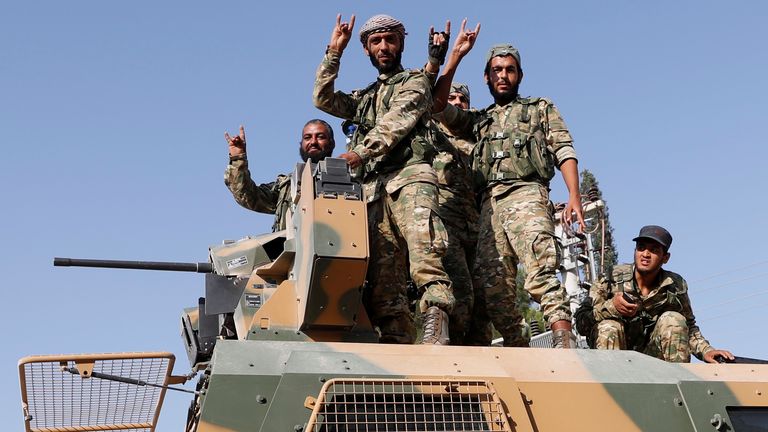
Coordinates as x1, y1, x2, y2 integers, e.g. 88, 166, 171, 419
473, 98, 555, 187
349, 70, 434, 177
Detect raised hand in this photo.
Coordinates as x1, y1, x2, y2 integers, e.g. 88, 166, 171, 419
428, 20, 451, 65
452, 18, 481, 59
225, 125, 247, 157
329, 14, 356, 53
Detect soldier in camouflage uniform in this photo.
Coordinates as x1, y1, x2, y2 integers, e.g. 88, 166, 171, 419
430, 82, 482, 345
313, 14, 454, 345
224, 120, 335, 232
433, 24, 583, 347
588, 225, 734, 363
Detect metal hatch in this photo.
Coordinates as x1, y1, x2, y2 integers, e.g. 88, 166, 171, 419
18, 352, 177, 432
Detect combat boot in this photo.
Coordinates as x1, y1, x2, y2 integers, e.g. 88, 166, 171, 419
420, 306, 450, 345
552, 329, 579, 348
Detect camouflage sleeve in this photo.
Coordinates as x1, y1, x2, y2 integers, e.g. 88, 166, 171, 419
312, 49, 358, 120
590, 276, 623, 321
541, 100, 577, 167
435, 103, 482, 139
350, 72, 432, 161
677, 278, 714, 360
223, 158, 281, 214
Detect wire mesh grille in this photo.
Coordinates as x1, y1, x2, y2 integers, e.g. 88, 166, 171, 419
20, 355, 172, 432
307, 379, 511, 432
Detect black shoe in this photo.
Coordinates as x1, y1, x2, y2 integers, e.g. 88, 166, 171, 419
420, 306, 450, 345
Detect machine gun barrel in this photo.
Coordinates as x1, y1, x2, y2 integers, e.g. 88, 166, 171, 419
53, 257, 213, 273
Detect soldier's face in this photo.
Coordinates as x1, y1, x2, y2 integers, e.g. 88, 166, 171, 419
447, 92, 469, 110
634, 239, 670, 275
364, 31, 403, 74
299, 123, 334, 163
485, 56, 522, 104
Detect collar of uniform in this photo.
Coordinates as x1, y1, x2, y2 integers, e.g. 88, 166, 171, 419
377, 65, 405, 82
631, 265, 674, 294
490, 94, 524, 111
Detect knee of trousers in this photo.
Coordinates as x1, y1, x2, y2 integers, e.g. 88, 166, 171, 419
654, 311, 689, 334
596, 320, 625, 350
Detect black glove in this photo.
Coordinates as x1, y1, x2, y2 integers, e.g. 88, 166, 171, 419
428, 30, 450, 65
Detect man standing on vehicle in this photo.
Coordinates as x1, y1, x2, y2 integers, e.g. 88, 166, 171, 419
224, 119, 336, 232
585, 225, 734, 363
434, 25, 583, 347
313, 14, 454, 345
429, 82, 484, 345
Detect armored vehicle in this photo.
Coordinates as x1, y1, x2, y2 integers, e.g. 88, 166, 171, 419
18, 159, 768, 432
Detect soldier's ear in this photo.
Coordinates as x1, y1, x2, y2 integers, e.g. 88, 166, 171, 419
662, 252, 670, 264
484, 71, 489, 84
363, 45, 371, 56
518, 69, 524, 85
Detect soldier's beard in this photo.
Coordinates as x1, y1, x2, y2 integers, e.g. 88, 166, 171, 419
488, 81, 520, 106
299, 146, 334, 164
369, 51, 402, 74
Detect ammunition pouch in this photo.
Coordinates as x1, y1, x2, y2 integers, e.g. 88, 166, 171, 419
366, 125, 434, 175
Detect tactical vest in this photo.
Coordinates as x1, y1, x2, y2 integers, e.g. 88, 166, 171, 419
473, 98, 555, 188
349, 69, 435, 177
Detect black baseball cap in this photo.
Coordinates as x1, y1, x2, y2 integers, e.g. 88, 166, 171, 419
633, 225, 673, 250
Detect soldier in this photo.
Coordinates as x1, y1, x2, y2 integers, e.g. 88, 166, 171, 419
434, 24, 584, 348
429, 82, 481, 345
224, 120, 335, 232
587, 225, 734, 363
313, 14, 454, 344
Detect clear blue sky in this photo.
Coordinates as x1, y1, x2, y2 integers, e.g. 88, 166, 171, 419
3, 1, 767, 430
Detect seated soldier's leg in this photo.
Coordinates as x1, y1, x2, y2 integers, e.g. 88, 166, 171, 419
391, 182, 454, 345
595, 319, 627, 350
473, 195, 528, 347
502, 185, 573, 347
365, 195, 415, 344
645, 311, 690, 362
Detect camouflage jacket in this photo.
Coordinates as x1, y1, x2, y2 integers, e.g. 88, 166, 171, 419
432, 122, 478, 225
589, 264, 714, 359
313, 49, 437, 203
439, 96, 576, 198
224, 157, 291, 232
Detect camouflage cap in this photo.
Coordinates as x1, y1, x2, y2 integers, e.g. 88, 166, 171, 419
449, 82, 470, 103
359, 15, 407, 45
633, 225, 673, 250
486, 44, 522, 69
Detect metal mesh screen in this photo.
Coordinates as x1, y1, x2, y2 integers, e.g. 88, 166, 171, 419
306, 379, 511, 432
19, 353, 173, 432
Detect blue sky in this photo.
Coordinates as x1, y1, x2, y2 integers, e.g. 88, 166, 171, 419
2, 1, 767, 430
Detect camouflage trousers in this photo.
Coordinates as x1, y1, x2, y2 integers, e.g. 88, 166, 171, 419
469, 184, 571, 346
437, 193, 479, 346
594, 312, 691, 362
365, 181, 455, 344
